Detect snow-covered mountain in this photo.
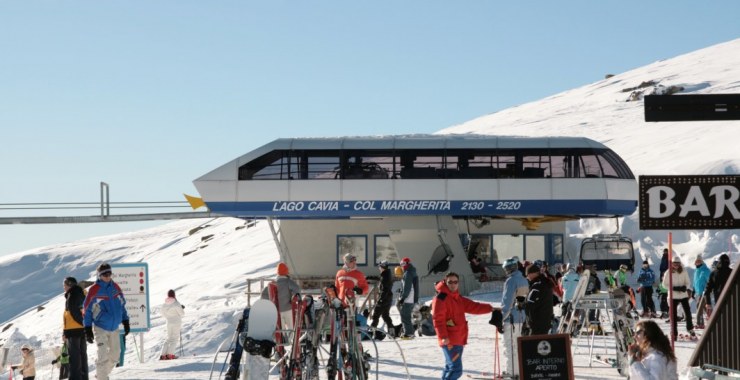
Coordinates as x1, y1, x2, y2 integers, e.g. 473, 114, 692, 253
1, 39, 739, 379
440, 38, 740, 267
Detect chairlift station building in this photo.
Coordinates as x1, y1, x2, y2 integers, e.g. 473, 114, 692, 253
193, 135, 638, 296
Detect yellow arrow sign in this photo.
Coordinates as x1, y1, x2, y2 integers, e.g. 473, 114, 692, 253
183, 194, 206, 210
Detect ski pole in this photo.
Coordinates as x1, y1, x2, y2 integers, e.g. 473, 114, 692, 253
180, 330, 184, 358
493, 329, 500, 379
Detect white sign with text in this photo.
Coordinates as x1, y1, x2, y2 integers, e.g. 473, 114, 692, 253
111, 263, 151, 332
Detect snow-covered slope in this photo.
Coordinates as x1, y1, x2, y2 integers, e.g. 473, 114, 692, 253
0, 218, 277, 359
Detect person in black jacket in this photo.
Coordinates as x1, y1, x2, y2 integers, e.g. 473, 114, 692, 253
659, 248, 670, 280
62, 277, 89, 380
524, 264, 554, 335
370, 260, 397, 335
704, 254, 732, 307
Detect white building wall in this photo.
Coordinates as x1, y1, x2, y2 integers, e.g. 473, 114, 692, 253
277, 217, 566, 298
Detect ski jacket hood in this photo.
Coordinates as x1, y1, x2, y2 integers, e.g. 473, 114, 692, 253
161, 297, 185, 323
16, 349, 36, 377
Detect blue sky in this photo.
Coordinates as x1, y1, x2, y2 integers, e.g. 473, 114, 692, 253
1, 1, 739, 255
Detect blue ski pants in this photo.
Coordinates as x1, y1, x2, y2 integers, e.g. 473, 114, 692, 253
441, 344, 464, 380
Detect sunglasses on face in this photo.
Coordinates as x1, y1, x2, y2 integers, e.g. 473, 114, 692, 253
100, 272, 113, 277
446, 280, 459, 285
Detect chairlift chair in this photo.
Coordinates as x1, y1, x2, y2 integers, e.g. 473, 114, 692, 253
579, 234, 635, 272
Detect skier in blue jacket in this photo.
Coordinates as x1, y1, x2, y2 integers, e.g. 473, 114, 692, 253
500, 257, 529, 379
692, 256, 711, 328
83, 263, 129, 380
636, 260, 657, 317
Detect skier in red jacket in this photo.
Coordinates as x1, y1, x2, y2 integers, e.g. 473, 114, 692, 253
432, 272, 494, 380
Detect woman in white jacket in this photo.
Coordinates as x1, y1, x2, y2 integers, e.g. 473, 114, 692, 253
629, 320, 678, 380
662, 255, 693, 340
160, 289, 185, 360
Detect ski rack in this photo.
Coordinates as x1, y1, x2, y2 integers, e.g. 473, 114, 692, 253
570, 290, 634, 377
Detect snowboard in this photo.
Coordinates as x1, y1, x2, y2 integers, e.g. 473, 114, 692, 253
223, 307, 250, 380
558, 269, 590, 335
243, 299, 278, 380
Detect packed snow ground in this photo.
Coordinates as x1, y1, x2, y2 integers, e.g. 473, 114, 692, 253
0, 218, 718, 379
2, 38, 740, 379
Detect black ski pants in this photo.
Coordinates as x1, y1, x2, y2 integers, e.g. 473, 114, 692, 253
640, 286, 656, 314
66, 334, 89, 380
659, 293, 669, 313
671, 297, 693, 338
370, 299, 394, 330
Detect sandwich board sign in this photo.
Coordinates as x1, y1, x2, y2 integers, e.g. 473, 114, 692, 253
110, 262, 151, 332
518, 333, 574, 380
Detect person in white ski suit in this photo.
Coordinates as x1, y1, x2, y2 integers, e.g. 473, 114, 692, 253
160, 289, 185, 360
499, 258, 529, 379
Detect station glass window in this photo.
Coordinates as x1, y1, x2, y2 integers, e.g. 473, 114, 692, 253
374, 235, 400, 265
525, 235, 546, 263
491, 235, 523, 261
336, 235, 367, 266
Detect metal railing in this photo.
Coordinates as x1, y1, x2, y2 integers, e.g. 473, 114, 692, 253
689, 263, 740, 372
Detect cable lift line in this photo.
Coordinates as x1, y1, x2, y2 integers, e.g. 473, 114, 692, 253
0, 183, 214, 225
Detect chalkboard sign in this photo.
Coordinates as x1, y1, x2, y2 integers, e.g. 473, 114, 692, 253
518, 333, 574, 380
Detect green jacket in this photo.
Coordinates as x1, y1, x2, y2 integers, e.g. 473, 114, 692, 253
56, 343, 69, 365
616, 269, 628, 287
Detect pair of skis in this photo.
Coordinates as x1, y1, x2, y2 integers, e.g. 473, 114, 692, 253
324, 285, 367, 380
286, 294, 317, 380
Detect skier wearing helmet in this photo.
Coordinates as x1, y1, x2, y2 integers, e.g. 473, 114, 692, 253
499, 257, 529, 379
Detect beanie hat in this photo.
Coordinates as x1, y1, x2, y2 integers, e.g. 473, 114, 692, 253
394, 266, 404, 278
400, 257, 411, 268
378, 260, 389, 269
64, 277, 78, 286
343, 253, 357, 264
21, 344, 32, 351
672, 255, 682, 264
642, 260, 649, 265
167, 289, 176, 298
97, 263, 112, 276
277, 262, 289, 276
526, 264, 540, 275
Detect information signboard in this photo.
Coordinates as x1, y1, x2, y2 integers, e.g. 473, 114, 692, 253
518, 333, 574, 380
111, 263, 151, 333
